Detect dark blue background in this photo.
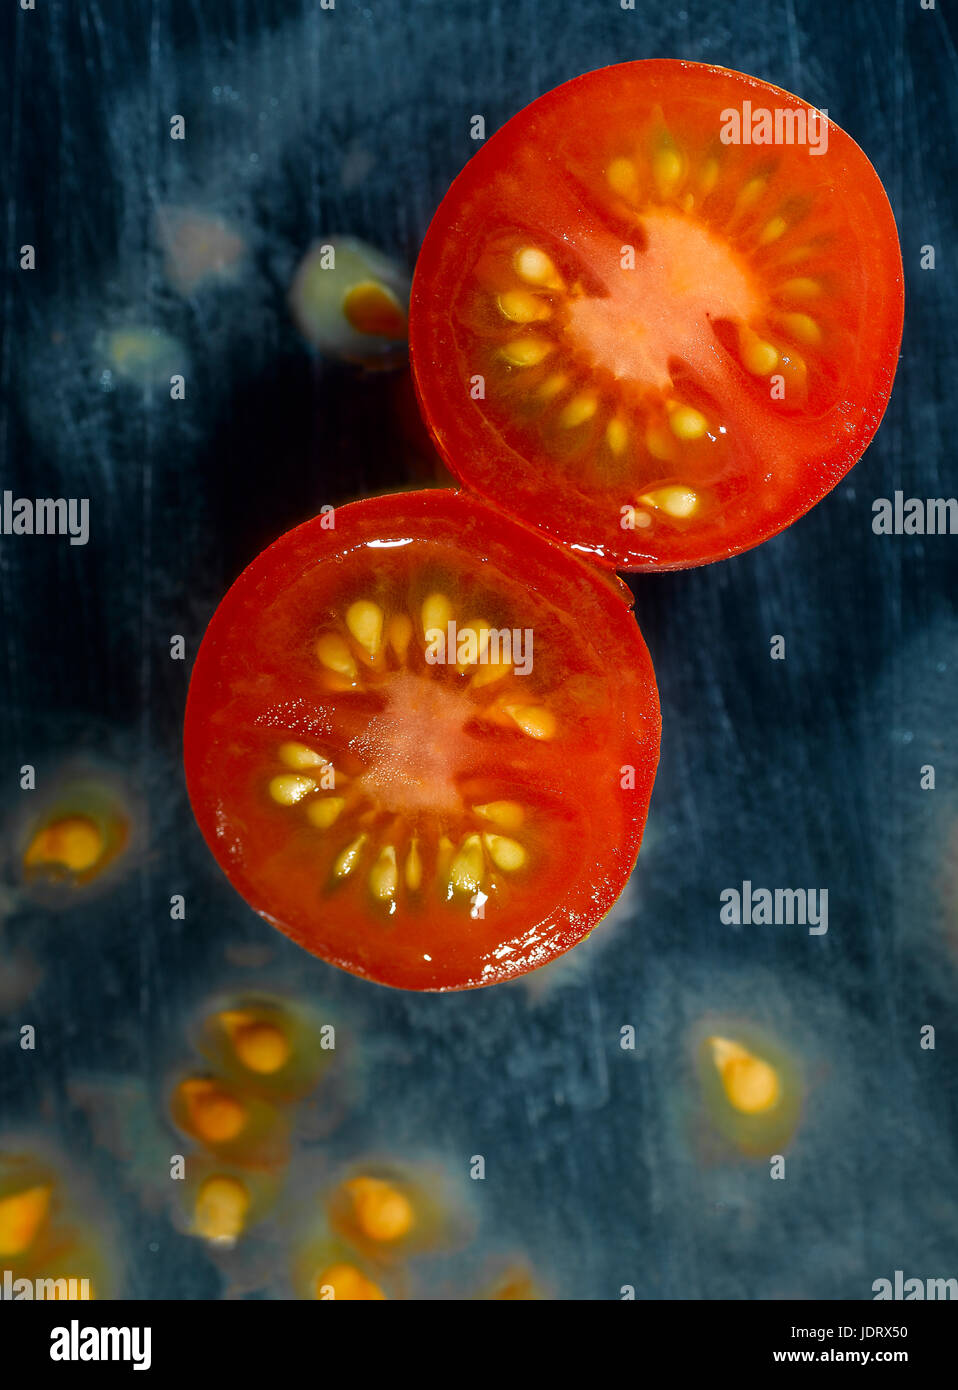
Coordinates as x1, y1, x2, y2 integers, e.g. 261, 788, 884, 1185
1, 0, 956, 1299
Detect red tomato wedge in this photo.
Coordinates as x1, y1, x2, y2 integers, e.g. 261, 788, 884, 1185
409, 61, 904, 570
184, 491, 660, 991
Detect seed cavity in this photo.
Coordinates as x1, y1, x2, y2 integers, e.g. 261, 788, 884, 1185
263, 582, 559, 912
476, 131, 840, 519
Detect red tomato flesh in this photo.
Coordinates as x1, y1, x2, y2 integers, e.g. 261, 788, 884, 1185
410, 61, 904, 570
184, 491, 660, 991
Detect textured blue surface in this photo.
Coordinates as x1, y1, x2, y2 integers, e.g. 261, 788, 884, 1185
1, 0, 957, 1299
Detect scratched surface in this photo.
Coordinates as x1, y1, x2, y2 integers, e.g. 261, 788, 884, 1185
1, 0, 957, 1299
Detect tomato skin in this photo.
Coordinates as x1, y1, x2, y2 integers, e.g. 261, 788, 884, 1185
184, 490, 660, 992
409, 60, 904, 571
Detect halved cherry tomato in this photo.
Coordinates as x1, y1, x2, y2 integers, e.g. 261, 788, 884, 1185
184, 491, 659, 991
409, 61, 904, 570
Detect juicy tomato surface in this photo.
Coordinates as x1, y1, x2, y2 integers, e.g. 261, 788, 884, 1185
184, 490, 659, 991
410, 61, 904, 571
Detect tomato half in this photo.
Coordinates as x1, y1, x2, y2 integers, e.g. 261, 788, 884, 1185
184, 490, 659, 991
409, 61, 904, 570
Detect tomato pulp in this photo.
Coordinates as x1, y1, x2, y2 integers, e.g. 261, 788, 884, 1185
184, 491, 660, 991
409, 61, 904, 570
